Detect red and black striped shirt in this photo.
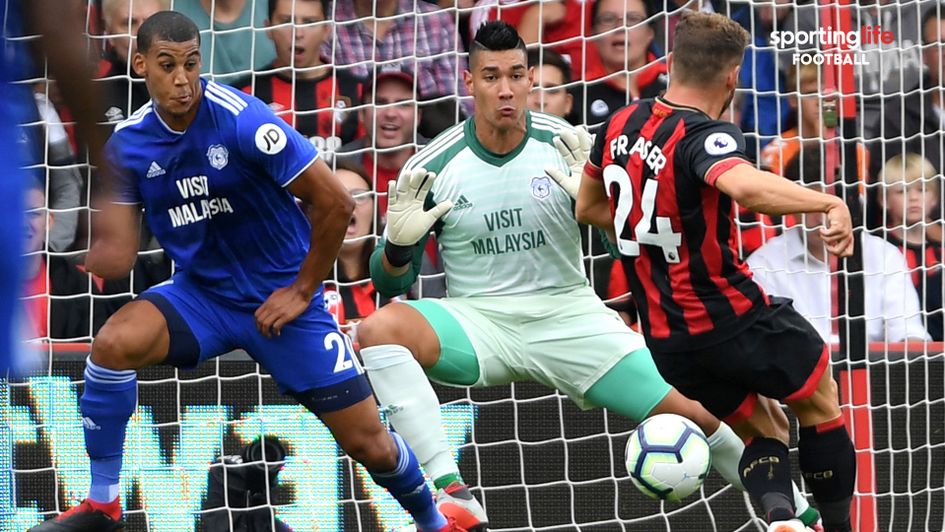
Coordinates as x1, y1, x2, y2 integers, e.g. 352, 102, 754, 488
585, 97, 768, 352
235, 65, 361, 149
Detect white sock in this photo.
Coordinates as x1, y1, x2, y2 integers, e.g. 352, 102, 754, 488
705, 422, 746, 491
360, 344, 459, 483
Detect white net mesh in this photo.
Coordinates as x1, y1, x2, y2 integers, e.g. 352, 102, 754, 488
6, 0, 945, 530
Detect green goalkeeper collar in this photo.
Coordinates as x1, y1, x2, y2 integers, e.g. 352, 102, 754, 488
464, 112, 532, 167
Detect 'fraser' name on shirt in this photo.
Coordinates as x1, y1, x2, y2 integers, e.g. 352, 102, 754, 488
610, 135, 667, 175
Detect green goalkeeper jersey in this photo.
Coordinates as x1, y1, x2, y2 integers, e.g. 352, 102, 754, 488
371, 111, 589, 298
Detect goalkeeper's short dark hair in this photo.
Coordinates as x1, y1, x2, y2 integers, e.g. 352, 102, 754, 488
137, 11, 200, 55
470, 21, 527, 66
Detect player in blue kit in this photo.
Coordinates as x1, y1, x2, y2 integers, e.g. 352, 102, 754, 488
29, 11, 465, 532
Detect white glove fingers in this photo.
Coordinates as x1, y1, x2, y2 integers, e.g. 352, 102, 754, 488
577, 125, 593, 152
415, 170, 438, 200
553, 136, 575, 166
559, 129, 580, 153
386, 179, 399, 207
406, 168, 427, 198
545, 167, 565, 185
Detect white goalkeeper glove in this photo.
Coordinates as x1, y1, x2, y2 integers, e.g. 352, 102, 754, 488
385, 168, 453, 247
544, 125, 594, 200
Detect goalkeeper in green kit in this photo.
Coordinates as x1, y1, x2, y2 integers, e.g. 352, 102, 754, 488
357, 21, 821, 530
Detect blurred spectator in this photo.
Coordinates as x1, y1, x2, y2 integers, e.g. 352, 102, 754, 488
22, 179, 51, 340
760, 60, 869, 181
784, 0, 932, 142
336, 66, 426, 216
573, 0, 667, 129
324, 0, 469, 138
877, 153, 944, 341
526, 48, 574, 119
21, 180, 124, 341
435, 0, 477, 7
31, 84, 84, 252
873, 7, 945, 179
98, 0, 167, 126
485, 1, 594, 78
747, 148, 930, 352
173, 0, 276, 84
869, 7, 945, 230
323, 163, 384, 338
735, 0, 792, 157
235, 0, 360, 154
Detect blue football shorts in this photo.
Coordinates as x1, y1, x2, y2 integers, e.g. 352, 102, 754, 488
138, 273, 371, 412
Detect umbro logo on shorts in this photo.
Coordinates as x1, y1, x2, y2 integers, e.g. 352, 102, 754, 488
146, 161, 166, 178
453, 194, 474, 210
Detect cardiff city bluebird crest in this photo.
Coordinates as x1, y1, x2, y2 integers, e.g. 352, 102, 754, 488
531, 176, 553, 200
207, 144, 229, 170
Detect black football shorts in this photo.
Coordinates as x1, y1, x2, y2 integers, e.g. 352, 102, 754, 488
650, 297, 829, 424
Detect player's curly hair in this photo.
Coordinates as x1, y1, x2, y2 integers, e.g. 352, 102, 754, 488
671, 11, 749, 86
469, 21, 527, 67
136, 11, 200, 55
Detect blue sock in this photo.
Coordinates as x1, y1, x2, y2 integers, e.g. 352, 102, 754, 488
369, 432, 446, 531
81, 356, 137, 504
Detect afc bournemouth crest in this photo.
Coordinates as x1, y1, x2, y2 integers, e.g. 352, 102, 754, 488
207, 144, 229, 170
530, 176, 553, 200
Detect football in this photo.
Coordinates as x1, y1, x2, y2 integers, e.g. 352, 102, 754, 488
625, 414, 712, 502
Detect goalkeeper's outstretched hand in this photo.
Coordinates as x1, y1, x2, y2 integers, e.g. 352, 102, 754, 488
545, 125, 593, 199
386, 168, 453, 247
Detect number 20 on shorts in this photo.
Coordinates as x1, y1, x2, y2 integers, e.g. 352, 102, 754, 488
325, 331, 363, 375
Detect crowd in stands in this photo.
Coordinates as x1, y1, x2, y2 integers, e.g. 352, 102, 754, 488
23, 0, 944, 350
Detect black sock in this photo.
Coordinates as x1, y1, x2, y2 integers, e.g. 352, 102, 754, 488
739, 437, 795, 523
799, 420, 856, 532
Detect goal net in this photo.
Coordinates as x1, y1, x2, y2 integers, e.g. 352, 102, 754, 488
6, 0, 944, 531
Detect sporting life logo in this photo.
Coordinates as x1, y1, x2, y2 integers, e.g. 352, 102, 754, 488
770, 25, 894, 65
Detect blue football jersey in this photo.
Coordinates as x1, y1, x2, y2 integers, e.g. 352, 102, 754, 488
106, 79, 321, 307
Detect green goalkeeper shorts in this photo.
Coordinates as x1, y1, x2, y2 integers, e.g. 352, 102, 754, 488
403, 286, 671, 416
